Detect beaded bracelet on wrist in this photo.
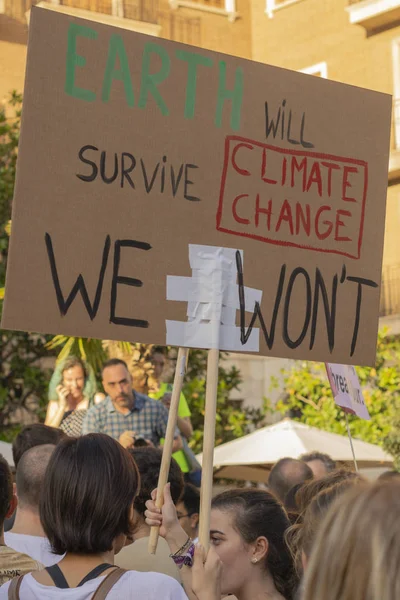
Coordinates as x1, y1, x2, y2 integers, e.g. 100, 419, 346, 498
169, 536, 191, 559
171, 543, 195, 569
169, 536, 195, 568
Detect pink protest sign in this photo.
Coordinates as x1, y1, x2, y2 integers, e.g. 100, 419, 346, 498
325, 363, 370, 421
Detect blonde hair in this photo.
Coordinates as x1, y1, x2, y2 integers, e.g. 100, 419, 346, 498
302, 481, 400, 600
286, 469, 364, 574
286, 479, 357, 575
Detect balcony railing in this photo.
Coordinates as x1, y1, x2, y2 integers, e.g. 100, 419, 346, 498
59, 1, 112, 14
347, 0, 400, 32
380, 264, 400, 317
123, 0, 159, 24
60, 0, 159, 23
2, 0, 160, 24
187, 0, 224, 6
170, 0, 237, 20
266, 0, 303, 18
2, 0, 41, 21
159, 11, 201, 46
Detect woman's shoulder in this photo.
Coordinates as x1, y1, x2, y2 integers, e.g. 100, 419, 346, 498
114, 570, 187, 598
0, 573, 35, 597
0, 571, 187, 599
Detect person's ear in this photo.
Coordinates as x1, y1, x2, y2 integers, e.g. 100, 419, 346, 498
250, 536, 269, 564
113, 533, 128, 555
6, 492, 17, 519
190, 512, 199, 530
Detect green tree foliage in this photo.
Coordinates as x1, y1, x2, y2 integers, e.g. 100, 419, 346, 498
175, 349, 264, 454
0, 93, 56, 441
0, 91, 21, 287
47, 336, 127, 375
274, 330, 400, 467
0, 331, 52, 441
384, 409, 400, 471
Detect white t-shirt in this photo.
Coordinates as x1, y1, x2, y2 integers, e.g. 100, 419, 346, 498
0, 571, 188, 599
4, 533, 64, 567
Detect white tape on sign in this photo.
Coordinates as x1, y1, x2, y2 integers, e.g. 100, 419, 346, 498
166, 321, 260, 351
189, 245, 241, 272
186, 302, 237, 326
166, 244, 262, 352
167, 277, 262, 309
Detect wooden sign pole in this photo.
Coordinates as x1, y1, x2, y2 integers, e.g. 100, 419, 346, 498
148, 346, 189, 554
344, 412, 359, 472
344, 365, 359, 472
198, 347, 219, 551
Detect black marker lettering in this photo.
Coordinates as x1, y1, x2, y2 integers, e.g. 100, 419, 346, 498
100, 151, 118, 184
161, 155, 167, 193
236, 250, 286, 349
120, 152, 136, 189
281, 99, 286, 140
141, 159, 160, 193
45, 232, 110, 320
171, 164, 184, 197
283, 267, 312, 349
300, 112, 315, 148
346, 275, 379, 356
287, 110, 300, 145
184, 164, 200, 201
110, 239, 152, 328
309, 268, 337, 352
76, 145, 99, 182
265, 101, 281, 139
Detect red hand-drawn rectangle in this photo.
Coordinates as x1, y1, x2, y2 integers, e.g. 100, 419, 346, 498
216, 136, 368, 260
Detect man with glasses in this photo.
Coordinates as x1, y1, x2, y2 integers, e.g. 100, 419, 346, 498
175, 483, 200, 544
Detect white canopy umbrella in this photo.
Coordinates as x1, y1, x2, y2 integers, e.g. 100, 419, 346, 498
196, 419, 393, 483
0, 440, 14, 468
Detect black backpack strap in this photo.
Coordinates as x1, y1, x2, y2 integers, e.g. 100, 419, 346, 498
46, 564, 70, 589
92, 568, 127, 600
8, 575, 24, 600
78, 563, 114, 587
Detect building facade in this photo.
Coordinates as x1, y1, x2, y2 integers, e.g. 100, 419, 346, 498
252, 0, 400, 333
0, 0, 252, 102
0, 0, 399, 411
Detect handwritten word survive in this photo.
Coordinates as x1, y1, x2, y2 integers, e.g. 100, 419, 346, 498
76, 145, 200, 201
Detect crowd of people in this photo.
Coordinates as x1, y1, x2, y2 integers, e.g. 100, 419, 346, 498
0, 351, 400, 598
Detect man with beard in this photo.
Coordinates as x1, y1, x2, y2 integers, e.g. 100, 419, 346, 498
82, 359, 182, 452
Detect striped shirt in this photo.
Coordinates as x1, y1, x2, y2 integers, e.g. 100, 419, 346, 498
81, 393, 177, 446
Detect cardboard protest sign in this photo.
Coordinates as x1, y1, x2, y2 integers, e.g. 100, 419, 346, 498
1, 7, 392, 365
326, 363, 370, 420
